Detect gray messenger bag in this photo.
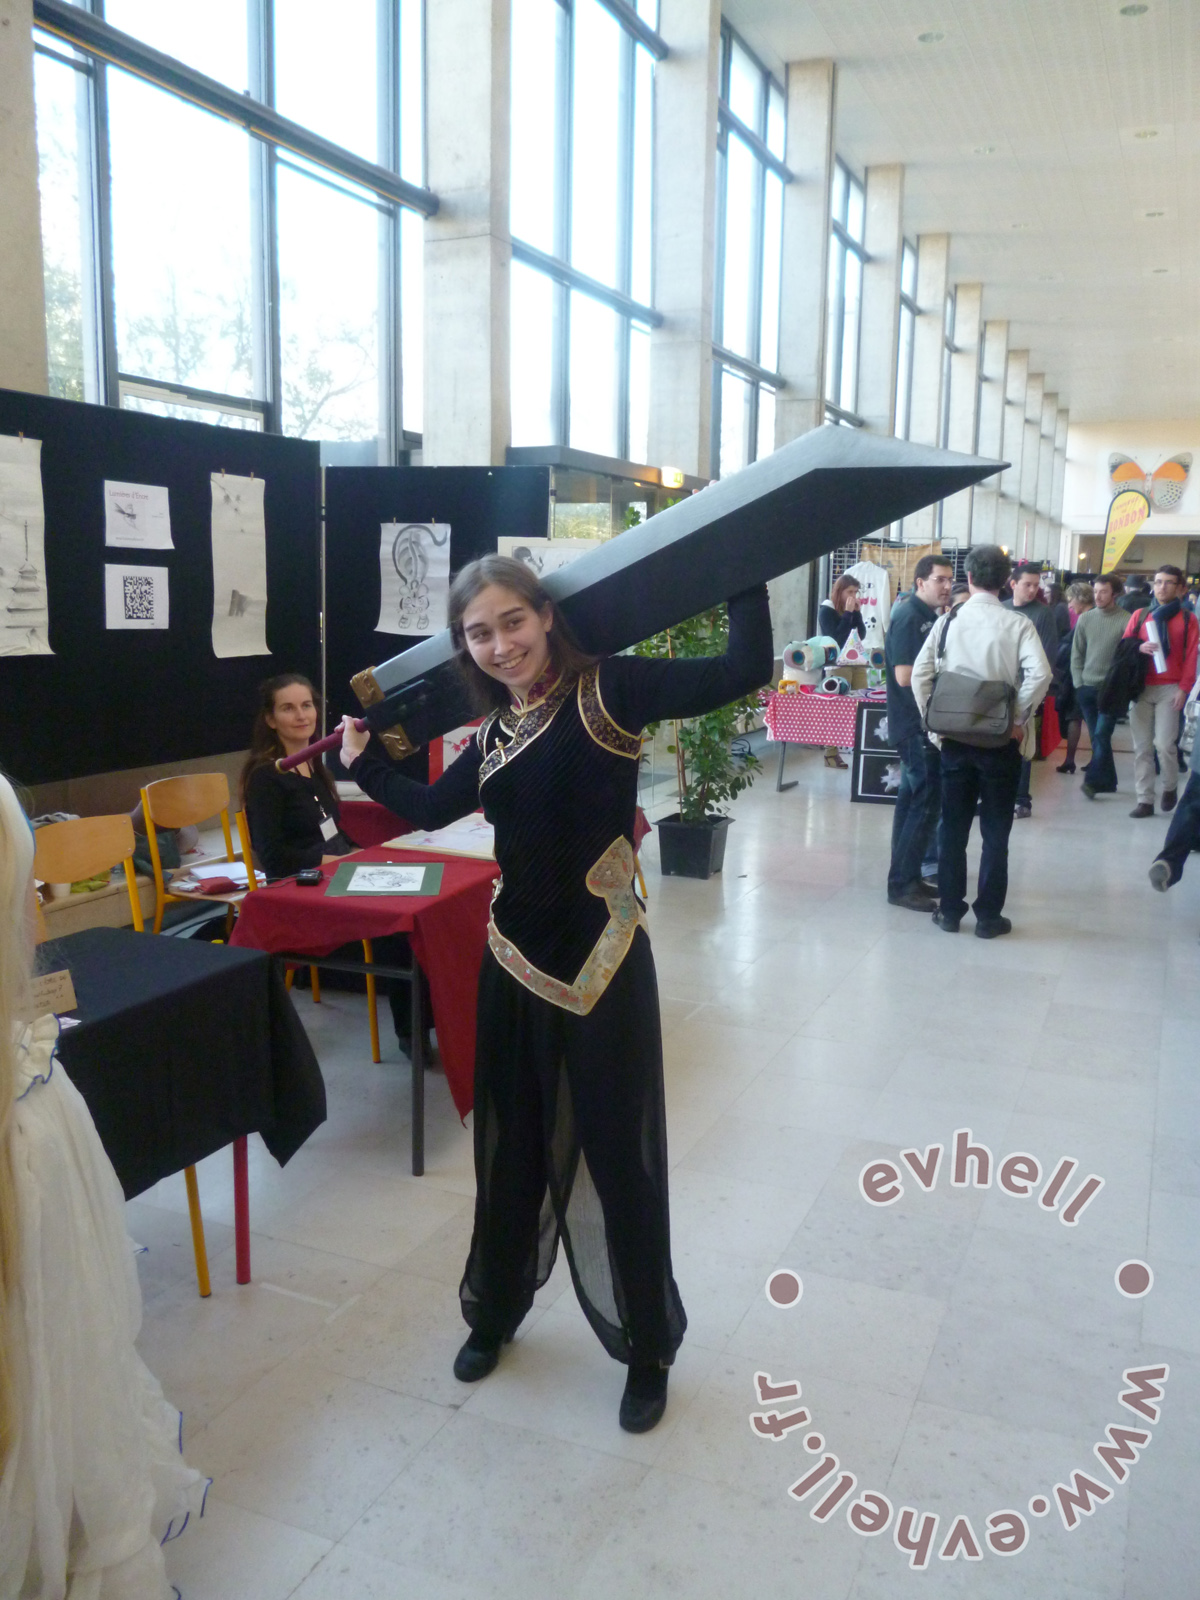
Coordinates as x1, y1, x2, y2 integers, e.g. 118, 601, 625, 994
923, 609, 1016, 748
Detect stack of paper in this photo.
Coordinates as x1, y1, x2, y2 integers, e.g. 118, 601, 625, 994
384, 814, 495, 860
171, 861, 250, 892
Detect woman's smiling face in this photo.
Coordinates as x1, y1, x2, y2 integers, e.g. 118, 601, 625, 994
461, 583, 554, 701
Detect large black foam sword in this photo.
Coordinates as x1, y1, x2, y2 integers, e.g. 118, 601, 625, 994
281, 429, 1003, 768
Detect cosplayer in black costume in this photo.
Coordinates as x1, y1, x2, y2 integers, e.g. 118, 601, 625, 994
342, 557, 772, 1430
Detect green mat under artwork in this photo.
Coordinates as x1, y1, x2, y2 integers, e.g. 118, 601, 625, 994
325, 861, 445, 898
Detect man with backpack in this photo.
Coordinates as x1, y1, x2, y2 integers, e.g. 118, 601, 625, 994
911, 545, 1051, 938
1123, 565, 1197, 818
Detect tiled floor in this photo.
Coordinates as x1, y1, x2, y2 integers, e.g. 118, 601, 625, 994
136, 747, 1199, 1599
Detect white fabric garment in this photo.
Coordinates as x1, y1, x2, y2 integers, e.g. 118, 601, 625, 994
843, 560, 892, 640
0, 1016, 208, 1600
910, 590, 1052, 747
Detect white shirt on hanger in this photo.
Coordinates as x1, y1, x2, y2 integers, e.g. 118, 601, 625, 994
843, 559, 892, 641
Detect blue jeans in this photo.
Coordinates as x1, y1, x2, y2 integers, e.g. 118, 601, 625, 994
1157, 768, 1200, 884
938, 738, 1022, 922
1076, 685, 1118, 792
888, 733, 940, 897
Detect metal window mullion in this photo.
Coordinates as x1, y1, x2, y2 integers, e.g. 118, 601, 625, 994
827, 234, 845, 408
89, 55, 119, 406
711, 358, 723, 475
379, 0, 401, 459
555, 0, 573, 445
712, 137, 728, 346
249, 0, 279, 433
614, 26, 635, 460
747, 138, 766, 370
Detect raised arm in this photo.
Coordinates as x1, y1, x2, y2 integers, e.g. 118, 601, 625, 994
599, 586, 774, 733
346, 737, 483, 832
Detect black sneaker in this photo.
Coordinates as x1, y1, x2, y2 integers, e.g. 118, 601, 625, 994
619, 1363, 669, 1433
975, 916, 1013, 939
1014, 801, 1032, 820
932, 910, 960, 933
1149, 859, 1173, 893
888, 890, 936, 912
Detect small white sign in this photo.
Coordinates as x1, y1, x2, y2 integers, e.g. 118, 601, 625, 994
104, 563, 169, 630
104, 480, 174, 548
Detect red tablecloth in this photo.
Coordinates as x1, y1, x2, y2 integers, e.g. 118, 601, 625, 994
230, 846, 499, 1119
763, 689, 884, 750
340, 799, 406, 848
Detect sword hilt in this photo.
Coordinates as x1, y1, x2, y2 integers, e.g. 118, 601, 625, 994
276, 721, 366, 771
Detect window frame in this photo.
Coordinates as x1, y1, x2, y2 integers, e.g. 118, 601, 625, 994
824, 157, 866, 425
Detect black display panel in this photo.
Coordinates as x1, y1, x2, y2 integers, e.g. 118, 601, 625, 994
0, 388, 320, 785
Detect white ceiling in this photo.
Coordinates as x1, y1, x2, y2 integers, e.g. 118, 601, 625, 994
722, 0, 1199, 426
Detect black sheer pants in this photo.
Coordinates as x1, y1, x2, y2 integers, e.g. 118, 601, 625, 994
461, 929, 686, 1366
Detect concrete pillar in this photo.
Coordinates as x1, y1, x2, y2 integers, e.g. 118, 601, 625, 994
647, 0, 721, 479
971, 318, 1008, 545
1019, 372, 1044, 560
939, 281, 982, 546
422, 0, 511, 466
1051, 406, 1069, 564
856, 163, 903, 436
774, 58, 835, 446
902, 232, 949, 543
1034, 391, 1057, 560
769, 57, 835, 647
0, 0, 49, 393
995, 349, 1028, 551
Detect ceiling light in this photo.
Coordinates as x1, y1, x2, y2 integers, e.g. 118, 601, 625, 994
972, 145, 997, 155
1144, 209, 1165, 217
917, 31, 944, 43
1119, 3, 1148, 13
1151, 267, 1169, 274
1133, 128, 1158, 139
1011, 221, 1032, 230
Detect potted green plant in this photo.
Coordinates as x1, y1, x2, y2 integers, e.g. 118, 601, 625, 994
633, 605, 763, 879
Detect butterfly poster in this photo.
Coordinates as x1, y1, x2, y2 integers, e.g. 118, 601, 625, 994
1108, 452, 1192, 512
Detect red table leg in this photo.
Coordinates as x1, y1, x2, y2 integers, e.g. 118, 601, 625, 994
233, 1136, 251, 1284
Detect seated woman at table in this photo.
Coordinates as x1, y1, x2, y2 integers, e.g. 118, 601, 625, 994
241, 673, 356, 879
816, 574, 866, 768
340, 555, 772, 1435
0, 770, 207, 1594
241, 673, 426, 1055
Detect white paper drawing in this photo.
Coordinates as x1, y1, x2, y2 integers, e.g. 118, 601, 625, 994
210, 472, 268, 657
0, 433, 53, 656
497, 536, 603, 576
348, 864, 428, 894
104, 564, 169, 630
377, 522, 450, 637
104, 480, 174, 549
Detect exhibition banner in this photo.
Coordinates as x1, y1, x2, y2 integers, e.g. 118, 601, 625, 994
1101, 488, 1150, 570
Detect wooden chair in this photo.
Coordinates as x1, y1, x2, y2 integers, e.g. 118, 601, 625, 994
34, 814, 213, 1297
235, 810, 384, 1062
139, 773, 238, 934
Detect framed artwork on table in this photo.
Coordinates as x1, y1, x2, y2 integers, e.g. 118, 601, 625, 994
852, 750, 903, 805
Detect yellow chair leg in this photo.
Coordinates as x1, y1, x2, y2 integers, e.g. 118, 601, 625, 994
362, 939, 381, 1064
309, 965, 321, 1003
285, 967, 295, 991
184, 1164, 212, 1298
635, 855, 648, 899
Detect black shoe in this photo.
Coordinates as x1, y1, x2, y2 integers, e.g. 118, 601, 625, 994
888, 890, 936, 912
453, 1330, 508, 1383
1081, 783, 1097, 800
1162, 789, 1178, 813
932, 910, 960, 933
1056, 761, 1076, 774
1129, 803, 1155, 819
619, 1362, 669, 1433
975, 916, 1013, 940
1014, 801, 1032, 820
920, 876, 939, 893
1149, 859, 1173, 893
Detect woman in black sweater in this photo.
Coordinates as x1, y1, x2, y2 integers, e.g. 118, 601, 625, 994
815, 574, 866, 768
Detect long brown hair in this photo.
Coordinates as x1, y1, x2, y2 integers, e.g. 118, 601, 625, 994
448, 555, 597, 711
830, 574, 861, 615
240, 673, 336, 800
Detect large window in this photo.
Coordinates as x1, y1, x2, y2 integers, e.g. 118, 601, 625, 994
711, 22, 786, 478
825, 160, 865, 424
894, 239, 917, 440
510, 0, 662, 463
33, 1, 426, 462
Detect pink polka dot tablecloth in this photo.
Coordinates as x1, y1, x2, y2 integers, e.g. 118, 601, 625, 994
763, 689, 886, 751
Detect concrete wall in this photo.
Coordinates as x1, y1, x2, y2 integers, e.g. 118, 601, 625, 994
0, 0, 49, 393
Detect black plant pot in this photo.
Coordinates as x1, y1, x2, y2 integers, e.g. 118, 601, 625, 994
655, 813, 732, 879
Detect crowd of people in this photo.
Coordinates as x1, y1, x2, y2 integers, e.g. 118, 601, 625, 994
884, 545, 1200, 935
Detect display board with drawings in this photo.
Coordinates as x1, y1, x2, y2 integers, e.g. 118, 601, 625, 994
851, 699, 901, 805
0, 387, 320, 784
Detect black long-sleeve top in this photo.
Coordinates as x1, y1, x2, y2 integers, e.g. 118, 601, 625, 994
817, 603, 867, 649
348, 586, 773, 1012
243, 762, 354, 879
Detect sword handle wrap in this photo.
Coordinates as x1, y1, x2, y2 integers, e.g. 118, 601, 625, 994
276, 721, 366, 771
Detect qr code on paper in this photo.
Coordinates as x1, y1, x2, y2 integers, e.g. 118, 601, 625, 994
122, 574, 154, 621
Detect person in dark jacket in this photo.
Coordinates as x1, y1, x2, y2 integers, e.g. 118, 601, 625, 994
1003, 564, 1059, 817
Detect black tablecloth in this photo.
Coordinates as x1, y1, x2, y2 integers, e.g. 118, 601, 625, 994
41, 928, 327, 1199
